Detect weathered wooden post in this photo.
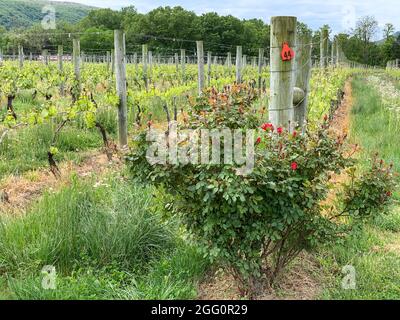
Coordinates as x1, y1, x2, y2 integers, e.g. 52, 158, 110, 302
320, 27, 329, 68
196, 41, 205, 96
134, 52, 138, 72
181, 49, 186, 82
114, 30, 128, 147
58, 45, 64, 96
242, 54, 247, 68
258, 48, 264, 90
336, 40, 341, 67
207, 51, 212, 86
331, 37, 335, 67
294, 31, 312, 130
227, 52, 232, 68
72, 39, 81, 101
175, 52, 179, 73
235, 46, 242, 83
142, 44, 148, 91
148, 50, 153, 82
43, 49, 49, 65
111, 49, 115, 75
106, 51, 110, 71
18, 45, 24, 68
269, 16, 297, 128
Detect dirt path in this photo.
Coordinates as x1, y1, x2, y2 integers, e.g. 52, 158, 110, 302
330, 80, 353, 135
198, 80, 355, 300
0, 150, 122, 215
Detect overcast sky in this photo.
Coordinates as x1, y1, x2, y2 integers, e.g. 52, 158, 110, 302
52, 0, 400, 39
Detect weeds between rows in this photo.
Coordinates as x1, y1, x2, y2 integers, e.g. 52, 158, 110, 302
0, 175, 207, 299
317, 75, 400, 300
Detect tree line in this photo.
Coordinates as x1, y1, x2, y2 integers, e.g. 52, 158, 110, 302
0, 6, 399, 66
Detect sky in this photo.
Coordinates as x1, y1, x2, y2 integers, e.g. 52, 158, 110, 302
52, 0, 400, 39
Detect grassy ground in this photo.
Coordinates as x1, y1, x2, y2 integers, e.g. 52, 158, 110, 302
0, 173, 207, 299
317, 74, 400, 299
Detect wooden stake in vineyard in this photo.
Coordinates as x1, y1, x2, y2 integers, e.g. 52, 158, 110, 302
258, 48, 264, 90
180, 49, 186, 83
320, 27, 329, 68
196, 41, 205, 96
43, 49, 49, 65
114, 30, 128, 147
142, 44, 148, 91
236, 45, 242, 83
207, 51, 212, 86
58, 45, 64, 96
18, 45, 24, 69
72, 39, 81, 101
294, 31, 312, 129
269, 16, 297, 128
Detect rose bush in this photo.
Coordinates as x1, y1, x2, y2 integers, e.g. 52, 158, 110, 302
127, 83, 396, 297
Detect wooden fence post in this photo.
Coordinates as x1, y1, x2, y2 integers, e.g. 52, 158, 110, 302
58, 45, 64, 96
320, 27, 329, 68
236, 46, 242, 83
181, 49, 186, 82
114, 30, 128, 147
73, 39, 81, 101
196, 41, 205, 96
258, 48, 264, 90
227, 52, 232, 68
106, 51, 110, 71
142, 44, 148, 91
207, 51, 212, 86
43, 49, 49, 65
148, 50, 153, 81
111, 49, 115, 75
269, 16, 297, 128
133, 52, 138, 72
18, 45, 24, 68
175, 52, 179, 73
294, 31, 312, 130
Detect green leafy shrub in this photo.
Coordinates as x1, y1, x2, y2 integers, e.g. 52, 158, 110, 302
127, 84, 396, 297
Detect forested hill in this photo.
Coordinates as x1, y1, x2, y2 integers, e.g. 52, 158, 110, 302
0, 0, 95, 29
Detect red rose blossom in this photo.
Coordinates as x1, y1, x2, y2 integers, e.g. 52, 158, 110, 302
261, 123, 274, 131
277, 127, 283, 134
293, 130, 297, 137
291, 162, 298, 170
256, 137, 261, 144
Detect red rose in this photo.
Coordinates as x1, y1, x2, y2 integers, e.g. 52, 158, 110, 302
291, 162, 298, 170
256, 137, 261, 144
277, 127, 283, 134
261, 123, 274, 132
293, 130, 297, 138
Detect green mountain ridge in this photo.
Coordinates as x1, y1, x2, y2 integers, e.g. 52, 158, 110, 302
0, 0, 96, 29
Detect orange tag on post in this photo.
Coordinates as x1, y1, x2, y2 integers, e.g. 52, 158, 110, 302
281, 42, 295, 61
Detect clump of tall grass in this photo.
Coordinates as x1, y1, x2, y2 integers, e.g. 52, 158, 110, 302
0, 175, 207, 300
0, 176, 175, 275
